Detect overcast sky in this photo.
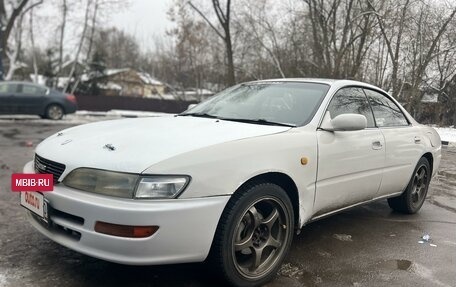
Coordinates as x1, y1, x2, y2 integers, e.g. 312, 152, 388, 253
108, 0, 174, 51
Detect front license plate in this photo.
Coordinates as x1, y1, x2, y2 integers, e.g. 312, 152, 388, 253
20, 191, 48, 222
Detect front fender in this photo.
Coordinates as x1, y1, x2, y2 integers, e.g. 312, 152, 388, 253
143, 130, 318, 226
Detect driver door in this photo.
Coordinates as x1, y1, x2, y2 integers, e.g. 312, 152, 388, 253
313, 87, 385, 216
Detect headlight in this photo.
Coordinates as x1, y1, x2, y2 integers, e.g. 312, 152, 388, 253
63, 168, 139, 198
63, 168, 190, 199
135, 176, 190, 199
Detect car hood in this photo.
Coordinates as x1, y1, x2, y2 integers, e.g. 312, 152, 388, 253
35, 116, 291, 174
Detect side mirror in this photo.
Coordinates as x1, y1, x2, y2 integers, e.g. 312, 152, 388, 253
187, 104, 197, 110
320, 112, 367, 131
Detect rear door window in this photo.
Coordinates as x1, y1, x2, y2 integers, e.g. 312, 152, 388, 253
19, 84, 47, 96
363, 89, 409, 127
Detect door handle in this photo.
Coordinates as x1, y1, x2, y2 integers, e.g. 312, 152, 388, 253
372, 141, 383, 150
414, 136, 421, 144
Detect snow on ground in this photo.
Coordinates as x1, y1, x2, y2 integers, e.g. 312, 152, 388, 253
433, 126, 456, 145
103, 109, 174, 117
0, 273, 6, 286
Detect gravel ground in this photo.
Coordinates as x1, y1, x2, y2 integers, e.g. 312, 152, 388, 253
0, 118, 455, 287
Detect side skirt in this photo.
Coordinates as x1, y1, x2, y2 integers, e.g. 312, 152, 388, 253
304, 191, 403, 225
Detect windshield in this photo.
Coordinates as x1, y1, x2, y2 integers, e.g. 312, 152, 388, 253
180, 82, 330, 126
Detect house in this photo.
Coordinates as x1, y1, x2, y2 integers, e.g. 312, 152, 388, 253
82, 68, 166, 97
59, 60, 85, 76
176, 88, 214, 101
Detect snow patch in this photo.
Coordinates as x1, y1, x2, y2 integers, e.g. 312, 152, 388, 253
0, 271, 8, 286
29, 74, 47, 85
138, 72, 163, 85
76, 109, 173, 118
333, 234, 353, 241
97, 81, 122, 90
144, 93, 176, 100
434, 127, 456, 145
104, 68, 130, 76
0, 110, 173, 124
421, 93, 439, 103
106, 109, 173, 117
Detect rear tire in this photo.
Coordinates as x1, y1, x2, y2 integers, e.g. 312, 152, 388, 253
209, 181, 294, 287
387, 157, 431, 214
45, 104, 64, 120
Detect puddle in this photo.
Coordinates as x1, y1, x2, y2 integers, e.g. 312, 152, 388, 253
1, 128, 20, 139
379, 259, 413, 271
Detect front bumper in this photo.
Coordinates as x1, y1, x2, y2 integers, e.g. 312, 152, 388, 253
23, 161, 229, 265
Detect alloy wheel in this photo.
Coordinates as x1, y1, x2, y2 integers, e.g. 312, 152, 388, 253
410, 165, 428, 208
47, 105, 63, 120
232, 197, 290, 279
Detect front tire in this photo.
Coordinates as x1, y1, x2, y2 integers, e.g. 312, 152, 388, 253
387, 157, 431, 214
210, 182, 294, 287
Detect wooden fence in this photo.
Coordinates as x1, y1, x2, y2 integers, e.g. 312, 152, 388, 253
75, 94, 197, 113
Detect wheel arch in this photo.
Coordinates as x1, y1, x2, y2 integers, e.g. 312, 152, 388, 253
234, 172, 300, 229
422, 152, 433, 174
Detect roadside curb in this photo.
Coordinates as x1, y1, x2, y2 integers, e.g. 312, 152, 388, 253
76, 110, 173, 118
442, 141, 456, 147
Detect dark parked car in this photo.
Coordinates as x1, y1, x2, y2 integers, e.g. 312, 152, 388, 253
0, 81, 77, 120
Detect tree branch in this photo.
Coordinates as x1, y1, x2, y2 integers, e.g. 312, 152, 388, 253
187, 1, 225, 40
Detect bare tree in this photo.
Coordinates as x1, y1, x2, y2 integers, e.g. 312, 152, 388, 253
406, 4, 456, 114
0, 0, 30, 79
86, 0, 99, 62
239, 0, 286, 78
304, 0, 376, 78
368, 0, 411, 98
188, 0, 235, 85
29, 5, 38, 82
1, 0, 43, 80
56, 0, 67, 77
64, 0, 91, 93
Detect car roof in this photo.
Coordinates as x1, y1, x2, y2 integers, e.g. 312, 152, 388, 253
249, 78, 386, 92
0, 81, 47, 88
254, 78, 337, 84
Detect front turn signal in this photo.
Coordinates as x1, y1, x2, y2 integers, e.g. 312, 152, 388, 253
95, 221, 159, 238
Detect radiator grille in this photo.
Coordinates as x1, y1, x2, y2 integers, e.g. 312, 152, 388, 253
35, 154, 66, 183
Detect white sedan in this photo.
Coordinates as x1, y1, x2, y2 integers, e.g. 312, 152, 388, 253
21, 79, 441, 286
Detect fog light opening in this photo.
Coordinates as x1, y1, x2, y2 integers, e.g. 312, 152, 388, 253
95, 221, 159, 238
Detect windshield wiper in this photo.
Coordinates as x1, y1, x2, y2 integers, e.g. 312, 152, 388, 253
178, 112, 219, 119
179, 113, 295, 127
221, 118, 296, 127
